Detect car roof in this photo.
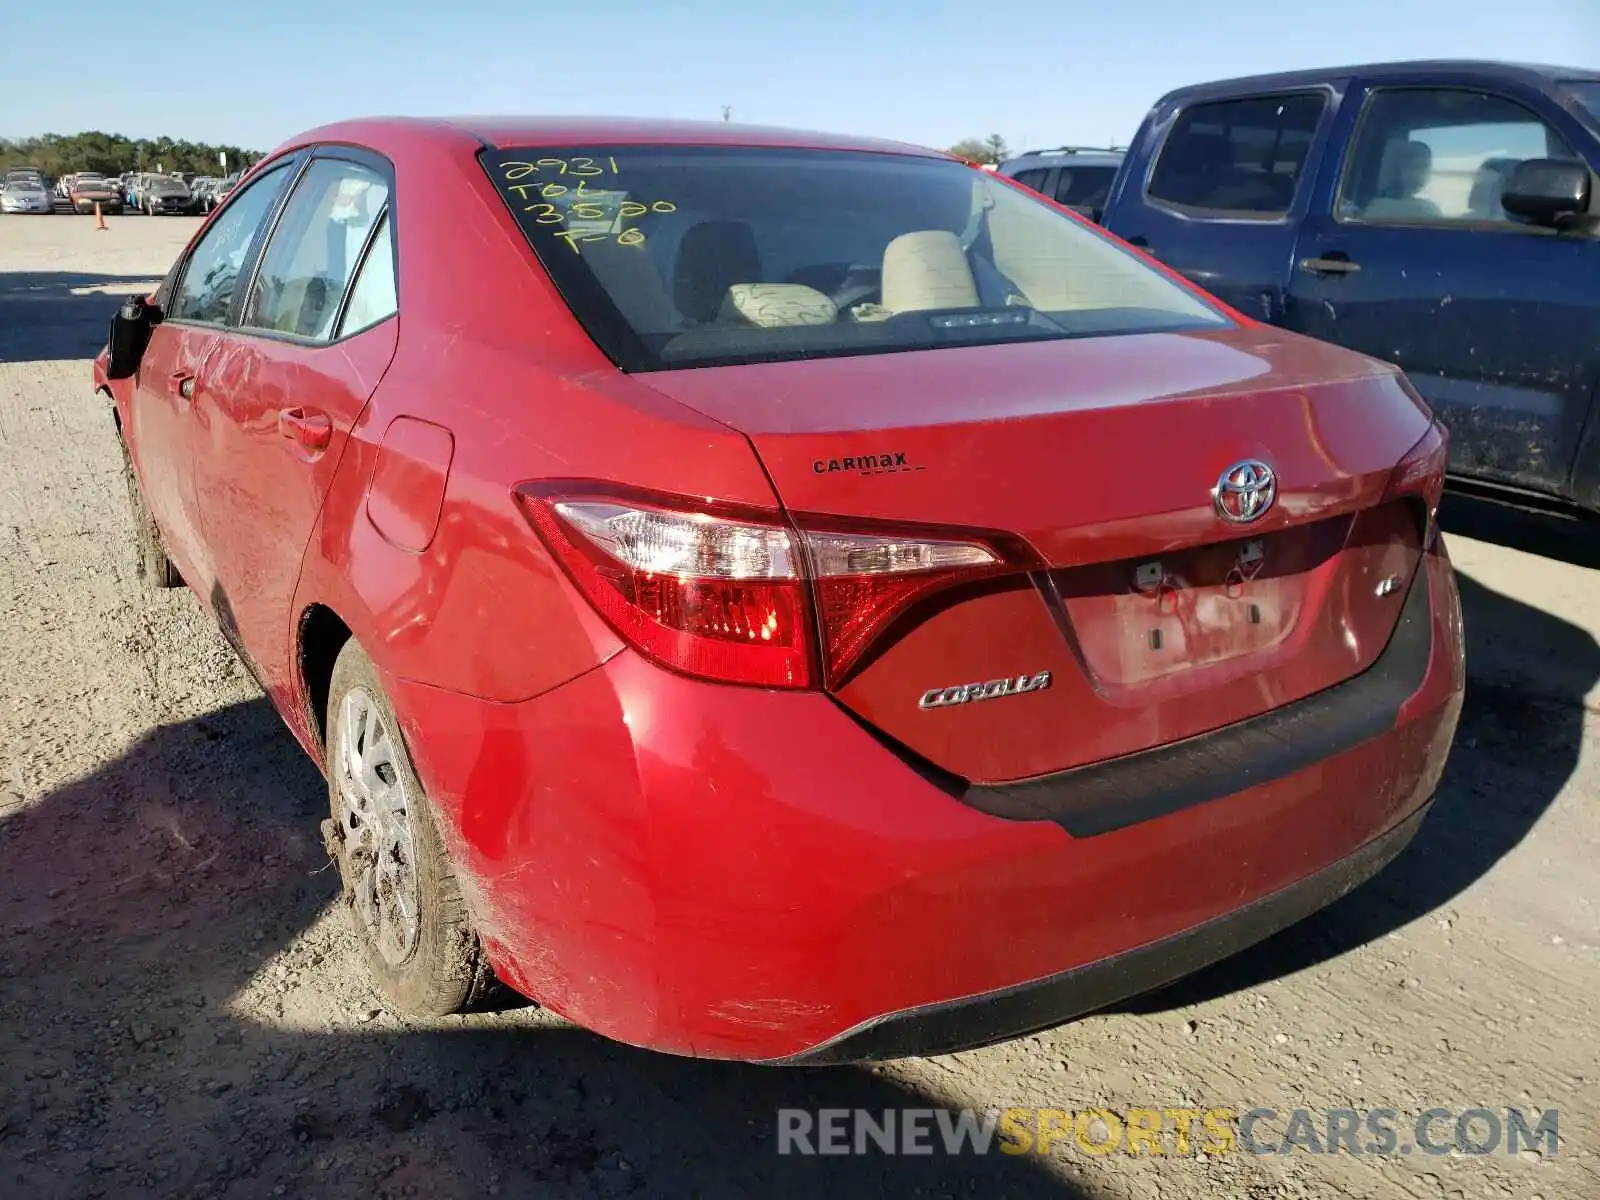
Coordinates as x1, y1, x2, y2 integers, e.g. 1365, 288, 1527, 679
1158, 59, 1598, 102
276, 115, 944, 161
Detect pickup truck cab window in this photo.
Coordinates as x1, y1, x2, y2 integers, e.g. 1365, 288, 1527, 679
1147, 93, 1325, 218
1338, 88, 1583, 226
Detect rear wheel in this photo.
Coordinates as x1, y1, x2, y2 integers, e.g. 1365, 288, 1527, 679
322, 640, 493, 1016
116, 426, 180, 588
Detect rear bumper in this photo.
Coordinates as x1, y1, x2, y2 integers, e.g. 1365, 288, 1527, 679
386, 542, 1465, 1061
777, 797, 1430, 1063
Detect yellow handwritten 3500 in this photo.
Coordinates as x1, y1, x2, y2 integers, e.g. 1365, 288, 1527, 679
496, 157, 677, 252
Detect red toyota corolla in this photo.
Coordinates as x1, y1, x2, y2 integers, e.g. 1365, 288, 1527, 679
94, 117, 1464, 1062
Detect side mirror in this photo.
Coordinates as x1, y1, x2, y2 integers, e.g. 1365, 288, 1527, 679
1502, 158, 1591, 226
106, 295, 160, 380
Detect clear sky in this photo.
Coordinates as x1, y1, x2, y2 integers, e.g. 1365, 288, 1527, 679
3, 0, 1596, 153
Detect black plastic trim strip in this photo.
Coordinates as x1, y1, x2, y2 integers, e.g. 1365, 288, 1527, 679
773, 798, 1431, 1064
953, 562, 1433, 838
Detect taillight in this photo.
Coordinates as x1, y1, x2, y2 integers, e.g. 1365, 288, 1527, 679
516, 487, 813, 688
798, 525, 1013, 684
1384, 419, 1449, 541
516, 483, 1032, 690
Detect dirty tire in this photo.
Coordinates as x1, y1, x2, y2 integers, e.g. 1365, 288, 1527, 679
324, 639, 493, 1016
116, 424, 181, 588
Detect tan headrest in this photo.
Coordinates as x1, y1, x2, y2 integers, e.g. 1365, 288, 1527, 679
881, 230, 978, 313
719, 283, 838, 328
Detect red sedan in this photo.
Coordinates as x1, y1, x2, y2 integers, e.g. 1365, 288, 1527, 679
95, 117, 1464, 1062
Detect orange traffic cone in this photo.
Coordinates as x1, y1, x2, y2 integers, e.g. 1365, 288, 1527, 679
94, 201, 107, 230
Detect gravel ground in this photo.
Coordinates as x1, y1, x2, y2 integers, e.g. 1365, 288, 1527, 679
0, 212, 1596, 1200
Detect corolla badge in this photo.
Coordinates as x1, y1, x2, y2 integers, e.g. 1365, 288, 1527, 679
919, 671, 1052, 710
1212, 460, 1277, 524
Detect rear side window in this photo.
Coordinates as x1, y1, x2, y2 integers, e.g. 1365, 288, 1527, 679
1054, 165, 1117, 209
1148, 93, 1325, 216
337, 212, 397, 336
481, 145, 1227, 372
243, 159, 390, 342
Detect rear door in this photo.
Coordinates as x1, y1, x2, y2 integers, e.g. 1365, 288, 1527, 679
1104, 87, 1341, 321
1286, 75, 1600, 496
191, 148, 399, 699
129, 159, 297, 584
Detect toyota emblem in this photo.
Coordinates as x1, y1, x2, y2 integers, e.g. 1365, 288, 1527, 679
1213, 460, 1277, 524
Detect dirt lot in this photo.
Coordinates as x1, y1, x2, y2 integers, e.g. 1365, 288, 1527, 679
0, 213, 1596, 1200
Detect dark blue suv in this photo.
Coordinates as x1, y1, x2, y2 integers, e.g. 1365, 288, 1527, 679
1101, 61, 1600, 513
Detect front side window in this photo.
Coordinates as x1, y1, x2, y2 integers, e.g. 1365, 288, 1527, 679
243, 158, 390, 341
1148, 93, 1325, 217
168, 162, 292, 325
482, 146, 1226, 372
1339, 88, 1583, 224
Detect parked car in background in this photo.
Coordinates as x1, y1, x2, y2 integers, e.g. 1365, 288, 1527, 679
192, 177, 226, 212
139, 174, 195, 215
1100, 60, 1600, 513
995, 146, 1126, 222
97, 115, 1462, 1062
69, 174, 122, 214
0, 177, 54, 214
204, 174, 239, 211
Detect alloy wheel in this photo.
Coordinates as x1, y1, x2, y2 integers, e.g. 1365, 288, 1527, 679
334, 686, 422, 966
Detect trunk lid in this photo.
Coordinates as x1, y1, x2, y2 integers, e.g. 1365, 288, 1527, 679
640, 326, 1433, 784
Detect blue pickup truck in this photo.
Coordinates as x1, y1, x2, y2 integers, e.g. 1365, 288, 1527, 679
1100, 61, 1600, 513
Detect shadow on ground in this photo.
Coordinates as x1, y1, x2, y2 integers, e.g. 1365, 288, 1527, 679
1438, 488, 1600, 569
1122, 500, 1599, 1014
0, 272, 159, 364
0, 702, 1083, 1199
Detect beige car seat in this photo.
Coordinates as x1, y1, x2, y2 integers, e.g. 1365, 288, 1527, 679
1363, 140, 1443, 220
880, 230, 979, 313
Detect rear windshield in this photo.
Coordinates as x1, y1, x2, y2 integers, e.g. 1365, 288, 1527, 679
481, 146, 1227, 371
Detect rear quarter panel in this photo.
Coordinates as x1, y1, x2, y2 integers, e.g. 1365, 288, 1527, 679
287, 128, 785, 741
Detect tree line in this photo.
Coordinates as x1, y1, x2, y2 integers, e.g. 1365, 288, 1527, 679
948, 135, 1010, 165
0, 131, 264, 178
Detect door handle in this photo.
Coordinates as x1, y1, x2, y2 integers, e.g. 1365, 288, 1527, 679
278, 407, 332, 452
1298, 255, 1361, 275
168, 371, 196, 400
